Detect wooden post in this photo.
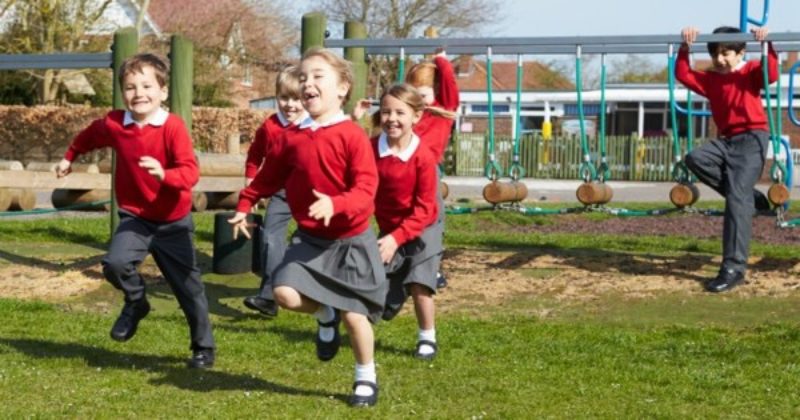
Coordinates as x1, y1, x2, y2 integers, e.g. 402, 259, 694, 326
111, 28, 138, 236
169, 35, 193, 131
344, 20, 367, 114
301, 12, 327, 55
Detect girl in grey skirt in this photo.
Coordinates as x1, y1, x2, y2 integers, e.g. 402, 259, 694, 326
370, 84, 442, 361
229, 48, 385, 408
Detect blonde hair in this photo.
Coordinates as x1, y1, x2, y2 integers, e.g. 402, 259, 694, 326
275, 65, 301, 99
405, 60, 456, 120
372, 83, 425, 127
301, 47, 354, 105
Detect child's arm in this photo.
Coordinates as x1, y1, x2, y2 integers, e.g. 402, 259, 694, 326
433, 51, 459, 111
159, 121, 199, 189
245, 124, 268, 184
675, 27, 708, 97
388, 155, 438, 247
58, 118, 112, 177
751, 27, 779, 85
236, 136, 290, 214
327, 129, 378, 221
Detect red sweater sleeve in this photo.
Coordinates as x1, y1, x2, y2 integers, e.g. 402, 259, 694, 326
63, 118, 112, 161
329, 128, 378, 219
390, 154, 438, 246
434, 56, 459, 111
236, 135, 289, 213
161, 118, 199, 190
675, 46, 709, 97
750, 42, 779, 87
245, 124, 268, 179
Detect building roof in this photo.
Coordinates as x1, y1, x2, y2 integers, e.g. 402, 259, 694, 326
452, 55, 574, 92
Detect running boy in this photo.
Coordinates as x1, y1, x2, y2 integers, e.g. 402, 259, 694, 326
242, 65, 307, 317
676, 26, 777, 292
57, 53, 216, 368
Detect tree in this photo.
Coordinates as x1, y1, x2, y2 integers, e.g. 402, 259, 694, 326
317, 0, 503, 92
0, 0, 114, 104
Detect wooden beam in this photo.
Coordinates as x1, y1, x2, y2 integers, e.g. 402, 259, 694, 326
0, 171, 246, 192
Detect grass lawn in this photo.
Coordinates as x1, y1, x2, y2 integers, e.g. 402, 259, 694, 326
0, 207, 799, 417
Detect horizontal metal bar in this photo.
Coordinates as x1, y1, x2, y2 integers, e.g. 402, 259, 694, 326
0, 53, 112, 70
326, 31, 800, 49
360, 42, 800, 56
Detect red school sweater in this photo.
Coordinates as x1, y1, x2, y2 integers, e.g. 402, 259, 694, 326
63, 110, 198, 222
372, 133, 439, 246
675, 43, 778, 138
237, 118, 378, 240
245, 113, 290, 179
414, 55, 460, 162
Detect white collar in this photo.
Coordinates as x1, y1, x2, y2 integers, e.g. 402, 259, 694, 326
298, 111, 349, 131
277, 110, 309, 127
123, 108, 169, 127
378, 132, 420, 162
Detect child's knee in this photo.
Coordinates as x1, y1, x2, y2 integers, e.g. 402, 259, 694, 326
101, 255, 133, 279
272, 286, 297, 308
409, 283, 432, 297
341, 310, 368, 327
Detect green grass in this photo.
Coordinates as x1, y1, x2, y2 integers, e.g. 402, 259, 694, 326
1, 207, 800, 416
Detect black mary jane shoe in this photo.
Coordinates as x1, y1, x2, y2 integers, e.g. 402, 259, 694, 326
349, 380, 379, 407
315, 312, 341, 362
243, 296, 279, 317
414, 339, 438, 361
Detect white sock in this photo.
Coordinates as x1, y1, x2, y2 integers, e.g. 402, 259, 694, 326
418, 328, 436, 355
315, 305, 336, 342
354, 361, 377, 396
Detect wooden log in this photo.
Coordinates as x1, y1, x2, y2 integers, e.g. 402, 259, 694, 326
0, 188, 12, 211
51, 189, 111, 211
0, 170, 246, 192
0, 160, 23, 171
196, 153, 246, 177
26, 161, 99, 173
207, 191, 240, 209
483, 181, 528, 204
669, 183, 700, 208
192, 192, 208, 212
576, 182, 613, 205
7, 188, 36, 211
767, 183, 790, 206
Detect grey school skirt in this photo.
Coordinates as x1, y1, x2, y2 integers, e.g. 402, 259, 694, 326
383, 219, 444, 312
272, 227, 387, 323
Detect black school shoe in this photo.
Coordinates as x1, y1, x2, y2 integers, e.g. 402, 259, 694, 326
414, 340, 438, 361
243, 296, 279, 317
435, 271, 448, 289
705, 268, 745, 293
316, 312, 341, 362
349, 381, 379, 407
187, 348, 215, 369
110, 297, 150, 342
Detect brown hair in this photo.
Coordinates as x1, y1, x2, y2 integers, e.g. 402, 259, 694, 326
275, 65, 302, 98
301, 47, 354, 105
372, 83, 425, 127
118, 53, 169, 88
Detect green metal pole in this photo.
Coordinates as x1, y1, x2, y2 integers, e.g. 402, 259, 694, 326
111, 28, 138, 237
169, 35, 193, 131
301, 12, 327, 54
344, 21, 367, 115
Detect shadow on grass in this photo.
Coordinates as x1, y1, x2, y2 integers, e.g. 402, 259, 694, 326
0, 249, 106, 280
0, 336, 348, 401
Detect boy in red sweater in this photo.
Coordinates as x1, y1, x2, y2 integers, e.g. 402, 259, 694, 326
676, 26, 777, 293
56, 53, 215, 368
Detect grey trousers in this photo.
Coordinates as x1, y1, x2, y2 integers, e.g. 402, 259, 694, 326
102, 211, 215, 350
257, 190, 291, 300
684, 130, 769, 273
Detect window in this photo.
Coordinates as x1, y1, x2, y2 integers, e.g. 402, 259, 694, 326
470, 104, 511, 114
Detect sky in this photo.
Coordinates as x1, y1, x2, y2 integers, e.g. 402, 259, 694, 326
288, 0, 799, 38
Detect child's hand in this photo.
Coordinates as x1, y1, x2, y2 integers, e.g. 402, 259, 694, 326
351, 98, 372, 121
245, 177, 253, 186
228, 211, 256, 240
434, 47, 447, 58
751, 27, 769, 42
138, 156, 165, 181
377, 235, 398, 264
681, 27, 700, 45
56, 159, 72, 178
308, 189, 334, 226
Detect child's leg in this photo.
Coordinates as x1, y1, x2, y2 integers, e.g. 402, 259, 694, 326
257, 192, 291, 300
684, 138, 727, 196
342, 311, 377, 400
102, 213, 153, 302
720, 132, 768, 273
273, 285, 322, 314
150, 215, 215, 351
410, 284, 437, 358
